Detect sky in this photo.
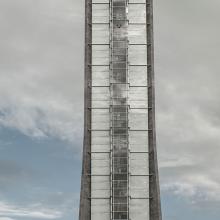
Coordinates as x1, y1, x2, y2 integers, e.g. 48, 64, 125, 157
0, 0, 219, 220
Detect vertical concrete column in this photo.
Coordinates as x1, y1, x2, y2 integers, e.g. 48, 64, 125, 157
147, 0, 162, 219
79, 0, 92, 219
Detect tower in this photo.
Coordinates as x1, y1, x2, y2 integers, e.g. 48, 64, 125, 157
79, 0, 162, 219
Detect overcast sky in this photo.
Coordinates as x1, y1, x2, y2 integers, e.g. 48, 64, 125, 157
0, 0, 219, 220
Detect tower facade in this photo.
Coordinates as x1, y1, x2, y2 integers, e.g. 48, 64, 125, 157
79, 0, 162, 219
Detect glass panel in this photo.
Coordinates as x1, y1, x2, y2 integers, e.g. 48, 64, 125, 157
130, 153, 149, 175
92, 4, 109, 23
129, 0, 145, 3
113, 212, 128, 219
92, 87, 110, 101
91, 131, 110, 152
92, 87, 110, 108
129, 130, 148, 152
113, 7, 126, 20
130, 199, 149, 220
129, 108, 148, 130
128, 4, 146, 23
92, 66, 109, 86
92, 24, 109, 44
92, 109, 110, 130
130, 176, 149, 198
129, 100, 148, 108
129, 66, 147, 86
91, 199, 110, 220
113, 0, 126, 6
91, 176, 110, 197
129, 87, 148, 101
128, 24, 146, 44
91, 162, 110, 175
92, 45, 109, 65
92, 0, 109, 3
91, 153, 110, 175
113, 204, 127, 211
92, 100, 110, 108
112, 84, 128, 97
113, 173, 128, 180
113, 196, 127, 204
128, 45, 147, 65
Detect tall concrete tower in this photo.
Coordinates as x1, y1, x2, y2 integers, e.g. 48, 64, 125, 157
79, 0, 162, 219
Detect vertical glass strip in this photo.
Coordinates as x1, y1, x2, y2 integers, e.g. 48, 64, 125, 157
110, 0, 129, 219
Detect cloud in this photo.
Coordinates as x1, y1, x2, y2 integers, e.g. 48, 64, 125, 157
0, 0, 84, 143
0, 201, 62, 219
162, 175, 220, 202
0, 217, 16, 220
0, 0, 219, 215
0, 160, 32, 188
155, 0, 220, 204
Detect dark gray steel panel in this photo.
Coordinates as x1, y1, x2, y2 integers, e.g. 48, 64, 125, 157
146, 0, 162, 219
79, 0, 92, 219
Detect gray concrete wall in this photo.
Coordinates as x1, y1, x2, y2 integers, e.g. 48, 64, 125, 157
147, 0, 162, 219
79, 0, 92, 219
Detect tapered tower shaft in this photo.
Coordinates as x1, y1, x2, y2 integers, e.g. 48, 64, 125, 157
79, 0, 162, 219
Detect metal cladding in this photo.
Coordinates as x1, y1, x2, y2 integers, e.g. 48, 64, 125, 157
79, 0, 162, 219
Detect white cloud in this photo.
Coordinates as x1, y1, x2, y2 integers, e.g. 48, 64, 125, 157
0, 217, 16, 220
162, 175, 220, 202
0, 0, 84, 143
0, 0, 219, 215
157, 90, 220, 202
155, 0, 220, 205
159, 156, 195, 169
0, 72, 82, 143
0, 201, 62, 219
